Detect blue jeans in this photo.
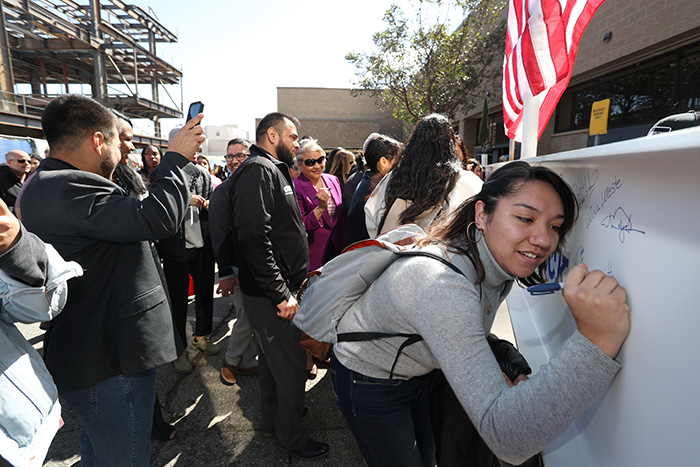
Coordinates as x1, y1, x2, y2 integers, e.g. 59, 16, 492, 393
331, 355, 434, 467
60, 369, 156, 467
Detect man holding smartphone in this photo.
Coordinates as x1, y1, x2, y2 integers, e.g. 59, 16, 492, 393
19, 94, 205, 466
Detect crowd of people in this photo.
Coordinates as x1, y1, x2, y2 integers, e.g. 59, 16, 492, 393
0, 95, 629, 467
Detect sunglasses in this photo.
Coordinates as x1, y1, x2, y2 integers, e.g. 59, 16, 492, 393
303, 155, 326, 167
11, 159, 31, 164
225, 153, 249, 161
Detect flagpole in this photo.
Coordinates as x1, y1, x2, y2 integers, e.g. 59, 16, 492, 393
508, 138, 515, 161
521, 94, 541, 158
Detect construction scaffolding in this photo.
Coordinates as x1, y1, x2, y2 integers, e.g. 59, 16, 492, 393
0, 0, 182, 141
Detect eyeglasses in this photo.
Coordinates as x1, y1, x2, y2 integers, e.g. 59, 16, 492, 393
225, 153, 249, 161
10, 159, 31, 164
303, 155, 326, 167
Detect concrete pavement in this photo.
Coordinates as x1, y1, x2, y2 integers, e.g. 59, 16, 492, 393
23, 289, 367, 467
22, 282, 516, 467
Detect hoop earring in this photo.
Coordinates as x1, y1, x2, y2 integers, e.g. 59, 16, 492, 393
466, 221, 480, 243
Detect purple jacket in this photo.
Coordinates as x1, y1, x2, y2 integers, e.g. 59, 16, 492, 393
294, 172, 346, 270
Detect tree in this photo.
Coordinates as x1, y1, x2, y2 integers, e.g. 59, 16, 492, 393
346, 0, 506, 125
478, 92, 490, 147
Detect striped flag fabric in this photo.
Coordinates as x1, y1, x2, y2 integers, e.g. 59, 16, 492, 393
502, 0, 607, 141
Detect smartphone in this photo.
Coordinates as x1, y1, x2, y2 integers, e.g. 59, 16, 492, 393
187, 101, 204, 124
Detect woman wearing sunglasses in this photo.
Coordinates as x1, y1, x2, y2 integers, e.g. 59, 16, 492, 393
293, 139, 346, 269
293, 139, 347, 377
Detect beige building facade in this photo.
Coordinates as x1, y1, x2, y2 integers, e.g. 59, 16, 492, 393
458, 0, 700, 161
277, 87, 407, 149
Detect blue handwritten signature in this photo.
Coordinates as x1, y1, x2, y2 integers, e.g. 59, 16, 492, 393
586, 175, 623, 228
546, 251, 569, 282
601, 207, 645, 243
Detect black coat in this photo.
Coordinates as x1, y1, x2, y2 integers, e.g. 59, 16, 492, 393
19, 153, 198, 392
0, 164, 23, 213
230, 145, 308, 304
208, 176, 237, 277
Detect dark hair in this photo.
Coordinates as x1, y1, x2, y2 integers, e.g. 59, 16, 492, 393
328, 149, 355, 185
353, 151, 366, 173
455, 135, 468, 168
42, 94, 117, 152
140, 145, 161, 170
379, 114, 461, 232
421, 161, 578, 287
227, 138, 252, 150
325, 147, 341, 174
255, 112, 299, 143
110, 108, 132, 130
364, 134, 401, 173
466, 158, 483, 178
113, 163, 147, 196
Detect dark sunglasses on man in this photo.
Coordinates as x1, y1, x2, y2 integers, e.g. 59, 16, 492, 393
303, 155, 325, 167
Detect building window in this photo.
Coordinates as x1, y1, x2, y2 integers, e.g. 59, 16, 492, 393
216, 131, 220, 136
555, 43, 700, 132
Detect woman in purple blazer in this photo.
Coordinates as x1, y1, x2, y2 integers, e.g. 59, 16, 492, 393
294, 140, 346, 271
293, 139, 346, 378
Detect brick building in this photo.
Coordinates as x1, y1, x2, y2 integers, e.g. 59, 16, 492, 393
457, 0, 700, 161
276, 87, 407, 149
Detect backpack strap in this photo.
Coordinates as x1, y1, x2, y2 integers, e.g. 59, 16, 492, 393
337, 249, 466, 385
337, 332, 424, 385
395, 249, 464, 277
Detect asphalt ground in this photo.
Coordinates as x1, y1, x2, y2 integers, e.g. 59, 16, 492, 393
18, 286, 367, 467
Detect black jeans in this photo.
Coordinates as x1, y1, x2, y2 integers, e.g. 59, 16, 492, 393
184, 244, 215, 337
162, 243, 215, 344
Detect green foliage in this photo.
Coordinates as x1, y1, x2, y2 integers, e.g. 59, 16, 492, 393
346, 0, 506, 124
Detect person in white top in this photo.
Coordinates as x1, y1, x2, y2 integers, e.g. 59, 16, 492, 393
365, 114, 483, 237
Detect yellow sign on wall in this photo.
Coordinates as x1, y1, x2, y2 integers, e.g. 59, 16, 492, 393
590, 99, 611, 135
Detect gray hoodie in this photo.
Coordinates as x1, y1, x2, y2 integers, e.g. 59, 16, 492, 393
334, 238, 621, 464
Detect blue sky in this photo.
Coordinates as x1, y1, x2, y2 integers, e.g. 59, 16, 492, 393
136, 0, 398, 136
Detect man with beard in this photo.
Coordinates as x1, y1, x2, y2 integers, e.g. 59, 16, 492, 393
18, 94, 204, 465
229, 113, 329, 460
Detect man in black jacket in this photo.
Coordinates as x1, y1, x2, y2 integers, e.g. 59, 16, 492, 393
18, 94, 204, 466
209, 138, 259, 385
230, 113, 329, 460
0, 150, 32, 214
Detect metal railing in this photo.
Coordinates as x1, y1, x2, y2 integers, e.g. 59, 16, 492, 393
0, 90, 52, 116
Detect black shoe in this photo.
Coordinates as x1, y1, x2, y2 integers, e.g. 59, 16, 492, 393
277, 439, 329, 460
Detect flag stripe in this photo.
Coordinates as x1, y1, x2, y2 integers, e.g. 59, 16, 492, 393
503, 0, 607, 142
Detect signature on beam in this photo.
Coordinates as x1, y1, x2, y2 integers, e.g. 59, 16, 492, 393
572, 169, 598, 203
601, 207, 646, 243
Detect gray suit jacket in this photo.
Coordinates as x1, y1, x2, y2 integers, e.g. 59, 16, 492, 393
19, 152, 198, 392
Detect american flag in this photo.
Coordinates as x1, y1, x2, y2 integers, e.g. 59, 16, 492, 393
503, 0, 607, 141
